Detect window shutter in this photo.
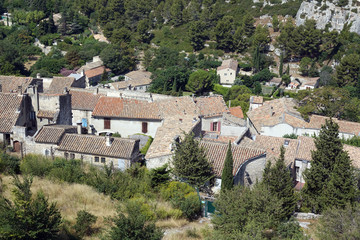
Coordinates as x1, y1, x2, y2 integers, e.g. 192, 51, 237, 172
142, 122, 148, 133
218, 121, 221, 132
104, 118, 111, 129
210, 122, 213, 131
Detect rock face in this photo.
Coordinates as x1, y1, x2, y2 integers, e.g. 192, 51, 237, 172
296, 0, 360, 35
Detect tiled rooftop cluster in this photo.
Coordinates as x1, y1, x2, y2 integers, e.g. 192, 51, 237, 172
0, 93, 23, 133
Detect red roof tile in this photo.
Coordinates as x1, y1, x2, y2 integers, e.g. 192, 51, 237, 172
70, 90, 104, 111
0, 93, 23, 133
229, 106, 244, 119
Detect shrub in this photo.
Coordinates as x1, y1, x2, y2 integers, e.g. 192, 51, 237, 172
149, 164, 170, 188
48, 158, 85, 183
73, 210, 97, 237
179, 192, 201, 221
20, 154, 53, 177
140, 136, 153, 155
0, 152, 20, 174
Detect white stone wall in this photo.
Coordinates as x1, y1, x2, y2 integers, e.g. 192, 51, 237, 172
92, 117, 162, 138
72, 109, 92, 128
221, 125, 247, 137
218, 68, 237, 85
235, 155, 267, 186
295, 159, 311, 183
202, 117, 222, 132
146, 154, 172, 169
261, 123, 295, 137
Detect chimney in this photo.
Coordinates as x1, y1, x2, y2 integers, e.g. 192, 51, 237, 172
105, 133, 113, 146
0, 84, 2, 92
63, 87, 68, 94
81, 69, 85, 77
94, 87, 99, 95
36, 73, 41, 79
76, 121, 82, 134
18, 85, 22, 95
33, 84, 39, 112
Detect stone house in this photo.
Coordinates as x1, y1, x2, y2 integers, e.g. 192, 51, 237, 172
92, 97, 163, 137
252, 135, 360, 190
200, 140, 266, 192
266, 77, 282, 87
45, 76, 85, 93
247, 97, 360, 139
298, 77, 319, 90
69, 88, 104, 133
0, 76, 40, 93
57, 133, 140, 169
110, 71, 152, 92
85, 66, 111, 86
0, 92, 36, 150
249, 96, 264, 111
217, 59, 238, 85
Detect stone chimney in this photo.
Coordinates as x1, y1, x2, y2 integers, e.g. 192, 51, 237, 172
36, 73, 41, 79
94, 87, 99, 95
64, 87, 69, 94
105, 133, 113, 147
0, 84, 2, 92
76, 121, 82, 134
18, 85, 22, 95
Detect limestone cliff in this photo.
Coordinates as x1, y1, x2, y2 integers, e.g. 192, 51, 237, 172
296, 0, 360, 34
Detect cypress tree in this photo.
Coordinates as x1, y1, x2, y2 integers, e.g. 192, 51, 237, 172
253, 45, 260, 73
279, 52, 284, 77
286, 64, 290, 75
173, 132, 214, 188
302, 119, 355, 213
262, 146, 296, 220
221, 141, 234, 192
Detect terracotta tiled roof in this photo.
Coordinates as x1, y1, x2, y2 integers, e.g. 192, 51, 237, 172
254, 135, 299, 167
200, 140, 266, 177
308, 115, 360, 136
34, 125, 77, 144
344, 145, 360, 169
195, 95, 229, 118
37, 110, 58, 119
247, 98, 305, 132
0, 93, 23, 133
270, 77, 282, 84
46, 77, 75, 94
229, 106, 244, 119
58, 134, 138, 159
125, 70, 152, 80
92, 97, 161, 120
0, 76, 34, 93
250, 96, 263, 104
85, 66, 110, 79
70, 90, 104, 111
217, 59, 238, 71
295, 136, 316, 161
111, 77, 152, 90
303, 77, 319, 86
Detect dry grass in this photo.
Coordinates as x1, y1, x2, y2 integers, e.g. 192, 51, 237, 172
162, 220, 213, 240
156, 218, 189, 229
2, 175, 117, 237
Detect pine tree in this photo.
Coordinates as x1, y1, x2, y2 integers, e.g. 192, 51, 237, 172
303, 119, 355, 213
279, 52, 284, 77
221, 141, 234, 192
262, 146, 296, 220
173, 132, 214, 188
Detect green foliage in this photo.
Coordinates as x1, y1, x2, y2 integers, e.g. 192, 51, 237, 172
279, 52, 284, 76
149, 66, 190, 94
302, 119, 357, 213
0, 152, 20, 174
149, 164, 170, 188
224, 85, 252, 101
281, 74, 291, 85
73, 210, 97, 238
252, 69, 276, 82
48, 158, 85, 183
108, 200, 163, 240
0, 175, 61, 240
316, 204, 360, 239
100, 44, 135, 75
173, 132, 214, 188
140, 136, 153, 155
263, 146, 297, 220
221, 141, 234, 192
342, 135, 360, 147
20, 154, 53, 177
186, 69, 215, 95
283, 133, 298, 139
335, 53, 360, 87
272, 15, 280, 32
160, 181, 201, 220
213, 84, 229, 96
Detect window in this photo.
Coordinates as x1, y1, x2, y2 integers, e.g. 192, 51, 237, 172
142, 122, 148, 133
101, 157, 106, 163
224, 73, 227, 76
95, 157, 99, 162
44, 149, 50, 156
295, 166, 300, 181
212, 122, 218, 131
29, 111, 36, 120
64, 152, 69, 159
104, 118, 111, 129
230, 72, 232, 75
70, 153, 75, 159
284, 140, 290, 146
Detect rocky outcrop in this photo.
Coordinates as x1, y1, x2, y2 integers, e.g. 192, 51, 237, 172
296, 0, 360, 35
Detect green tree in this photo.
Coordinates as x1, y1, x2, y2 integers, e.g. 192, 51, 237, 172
186, 69, 214, 95
108, 200, 163, 240
282, 74, 291, 86
215, 16, 234, 51
303, 119, 356, 213
254, 81, 262, 95
101, 68, 109, 82
279, 52, 284, 76
263, 146, 297, 220
335, 53, 360, 87
188, 21, 206, 51
252, 25, 271, 51
73, 210, 97, 237
0, 176, 61, 239
221, 141, 234, 192
100, 44, 135, 75
173, 132, 213, 188
272, 15, 280, 32
299, 57, 312, 76
253, 45, 261, 73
